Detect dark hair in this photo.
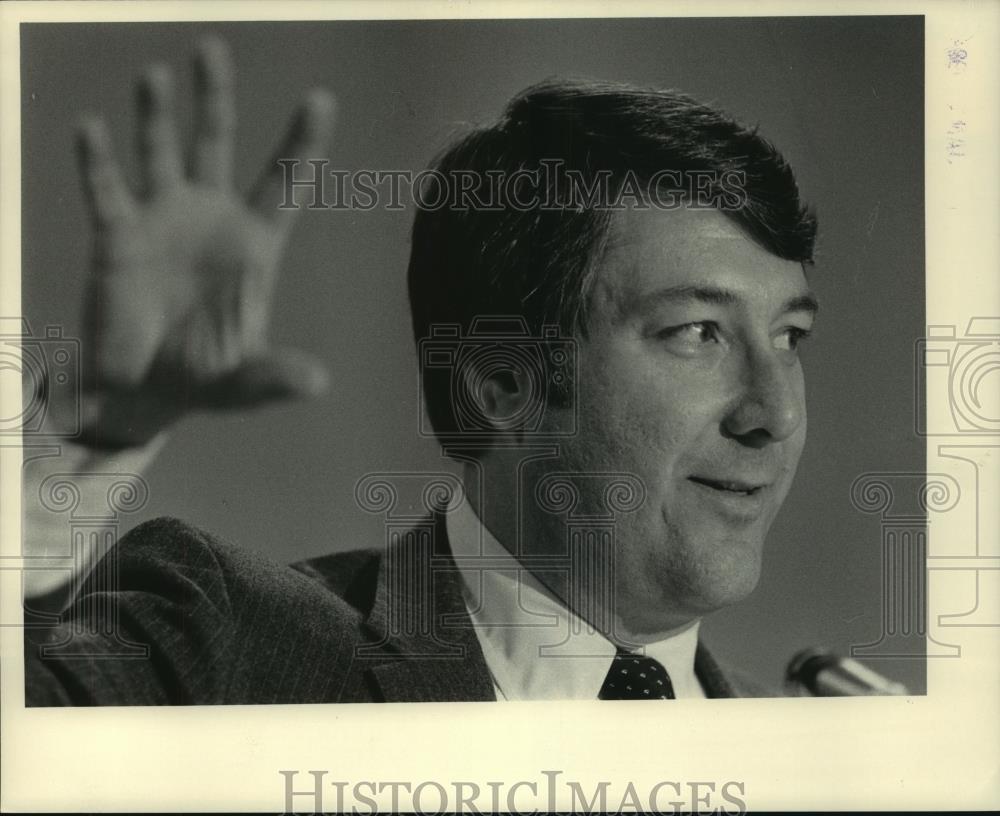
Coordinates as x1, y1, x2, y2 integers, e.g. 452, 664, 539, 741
408, 78, 817, 444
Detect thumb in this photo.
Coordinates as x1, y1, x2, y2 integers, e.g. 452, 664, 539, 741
199, 348, 330, 410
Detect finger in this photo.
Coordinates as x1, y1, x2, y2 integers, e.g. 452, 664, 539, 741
136, 63, 184, 197
197, 349, 330, 410
191, 36, 236, 188
75, 116, 135, 231
249, 89, 336, 230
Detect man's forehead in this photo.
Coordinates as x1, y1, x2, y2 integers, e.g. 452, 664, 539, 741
604, 204, 747, 248
593, 206, 813, 318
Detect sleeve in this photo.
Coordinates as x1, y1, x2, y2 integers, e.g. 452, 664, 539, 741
24, 517, 237, 706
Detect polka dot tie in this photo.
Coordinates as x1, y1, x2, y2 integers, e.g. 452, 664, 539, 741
598, 650, 676, 700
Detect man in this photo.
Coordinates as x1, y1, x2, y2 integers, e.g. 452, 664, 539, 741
24, 38, 817, 704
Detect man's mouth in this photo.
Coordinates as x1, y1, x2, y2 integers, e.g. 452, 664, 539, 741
688, 476, 767, 496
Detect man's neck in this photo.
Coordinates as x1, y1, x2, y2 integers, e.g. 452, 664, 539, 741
459, 460, 701, 646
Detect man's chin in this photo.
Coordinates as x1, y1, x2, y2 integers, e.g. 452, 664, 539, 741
690, 569, 762, 614
665, 542, 765, 616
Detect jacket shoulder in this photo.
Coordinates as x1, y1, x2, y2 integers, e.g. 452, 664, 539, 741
27, 517, 371, 705
289, 547, 383, 616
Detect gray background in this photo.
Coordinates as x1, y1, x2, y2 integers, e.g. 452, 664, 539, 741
21, 17, 925, 692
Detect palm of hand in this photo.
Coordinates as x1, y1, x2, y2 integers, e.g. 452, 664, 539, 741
77, 39, 334, 434
90, 188, 283, 395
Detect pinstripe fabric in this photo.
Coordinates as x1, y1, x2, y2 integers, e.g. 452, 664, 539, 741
24, 515, 770, 705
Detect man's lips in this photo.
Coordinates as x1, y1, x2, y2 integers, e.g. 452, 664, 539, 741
686, 475, 776, 523
688, 476, 769, 495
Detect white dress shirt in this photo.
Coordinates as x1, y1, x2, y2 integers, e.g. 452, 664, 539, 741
445, 491, 706, 700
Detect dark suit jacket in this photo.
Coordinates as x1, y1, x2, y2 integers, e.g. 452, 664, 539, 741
25, 516, 771, 705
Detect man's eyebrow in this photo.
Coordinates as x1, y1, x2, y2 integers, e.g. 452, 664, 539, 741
633, 285, 739, 311
629, 285, 820, 316
782, 293, 820, 315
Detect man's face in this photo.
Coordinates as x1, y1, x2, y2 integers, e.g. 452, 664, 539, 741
541, 205, 815, 638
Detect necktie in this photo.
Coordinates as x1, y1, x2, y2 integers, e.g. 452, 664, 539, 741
598, 649, 676, 699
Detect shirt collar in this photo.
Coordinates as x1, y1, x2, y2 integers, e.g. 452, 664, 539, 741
445, 489, 704, 700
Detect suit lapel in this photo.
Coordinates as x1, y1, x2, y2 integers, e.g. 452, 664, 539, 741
694, 640, 739, 698
360, 513, 496, 702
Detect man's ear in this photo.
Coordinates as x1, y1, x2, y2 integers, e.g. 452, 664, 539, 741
460, 358, 540, 434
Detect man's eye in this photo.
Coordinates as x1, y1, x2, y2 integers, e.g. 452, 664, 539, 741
659, 321, 720, 344
775, 327, 813, 352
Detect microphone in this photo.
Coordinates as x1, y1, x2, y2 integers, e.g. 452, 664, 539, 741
785, 648, 910, 696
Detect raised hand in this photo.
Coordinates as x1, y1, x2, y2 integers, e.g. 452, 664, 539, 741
74, 37, 335, 447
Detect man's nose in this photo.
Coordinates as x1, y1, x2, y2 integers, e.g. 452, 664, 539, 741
721, 348, 805, 445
